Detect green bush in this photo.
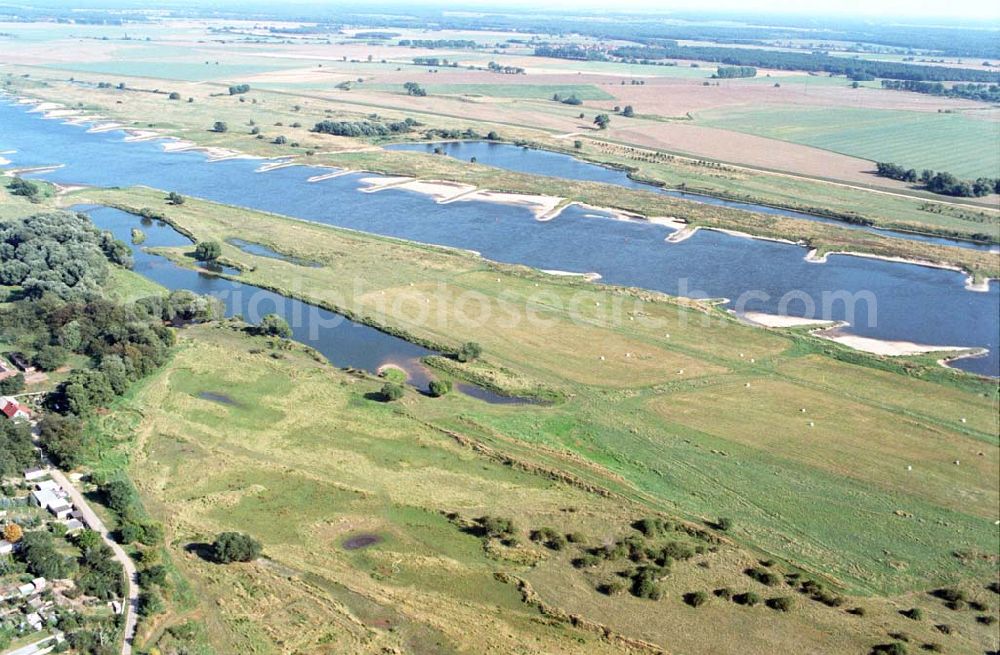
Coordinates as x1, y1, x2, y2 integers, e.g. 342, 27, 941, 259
683, 591, 709, 607
428, 379, 452, 397
734, 591, 761, 606
598, 579, 627, 596
211, 532, 262, 563
455, 341, 482, 363
381, 382, 404, 402
901, 607, 923, 621
767, 596, 794, 612
194, 241, 222, 262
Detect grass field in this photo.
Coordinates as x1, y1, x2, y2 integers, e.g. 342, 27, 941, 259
41, 60, 301, 81
362, 82, 615, 100
698, 106, 1000, 179
97, 322, 999, 655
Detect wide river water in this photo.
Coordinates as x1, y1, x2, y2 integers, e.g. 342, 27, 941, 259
387, 141, 1000, 253
1, 98, 997, 376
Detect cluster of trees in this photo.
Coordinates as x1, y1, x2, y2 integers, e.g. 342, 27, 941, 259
487, 61, 524, 75
875, 162, 1000, 197
7, 176, 42, 200
228, 83, 250, 95
73, 529, 125, 600
424, 128, 481, 140
412, 56, 459, 67
0, 211, 131, 301
0, 419, 37, 478
713, 66, 757, 79
594, 114, 611, 129
607, 44, 1000, 83
399, 39, 476, 49
403, 81, 427, 96
312, 118, 417, 137
880, 80, 1000, 103
552, 93, 582, 105
0, 290, 218, 419
100, 478, 163, 546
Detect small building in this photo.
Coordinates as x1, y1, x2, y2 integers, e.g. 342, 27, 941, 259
48, 502, 73, 521
31, 578, 46, 592
7, 352, 34, 374
0, 540, 13, 556
18, 582, 36, 597
0, 396, 30, 421
23, 468, 47, 482
109, 600, 123, 615
62, 519, 84, 533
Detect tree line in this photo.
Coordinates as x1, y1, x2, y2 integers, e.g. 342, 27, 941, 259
880, 80, 1000, 103
399, 39, 477, 49
875, 162, 1000, 198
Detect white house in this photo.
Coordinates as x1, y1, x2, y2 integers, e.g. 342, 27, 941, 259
0, 539, 13, 556
25, 611, 43, 631
31, 489, 74, 520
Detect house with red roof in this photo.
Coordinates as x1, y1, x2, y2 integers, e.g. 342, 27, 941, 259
0, 396, 30, 421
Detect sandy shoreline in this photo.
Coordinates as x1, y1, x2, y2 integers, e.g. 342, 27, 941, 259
358, 175, 564, 219
740, 311, 836, 328
813, 329, 972, 357
541, 269, 603, 282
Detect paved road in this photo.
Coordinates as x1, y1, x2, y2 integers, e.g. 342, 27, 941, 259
48, 469, 139, 655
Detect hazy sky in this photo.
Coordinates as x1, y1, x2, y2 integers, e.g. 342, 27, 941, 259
436, 0, 1000, 20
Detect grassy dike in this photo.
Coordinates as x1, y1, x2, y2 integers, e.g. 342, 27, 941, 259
5, 72, 998, 280
63, 186, 998, 597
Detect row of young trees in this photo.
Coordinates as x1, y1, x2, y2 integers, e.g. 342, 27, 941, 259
398, 39, 476, 49
713, 66, 757, 79
880, 80, 1000, 103
875, 162, 1000, 198
607, 44, 1000, 83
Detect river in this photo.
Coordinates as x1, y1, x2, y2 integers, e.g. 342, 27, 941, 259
1, 97, 996, 376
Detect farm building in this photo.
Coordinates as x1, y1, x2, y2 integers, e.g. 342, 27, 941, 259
0, 539, 13, 555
